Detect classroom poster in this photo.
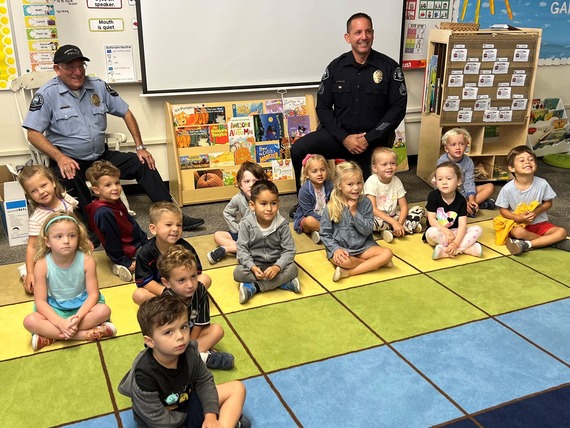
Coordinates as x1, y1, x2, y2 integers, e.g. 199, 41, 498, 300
0, 1, 18, 89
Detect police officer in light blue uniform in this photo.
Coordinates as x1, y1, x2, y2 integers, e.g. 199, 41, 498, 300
290, 13, 407, 207
23, 45, 204, 230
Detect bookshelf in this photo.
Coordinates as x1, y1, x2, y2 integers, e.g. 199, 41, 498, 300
165, 95, 316, 205
417, 28, 541, 184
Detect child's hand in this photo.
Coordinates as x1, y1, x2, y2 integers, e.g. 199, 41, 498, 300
332, 249, 350, 265
57, 316, 78, 340
392, 221, 405, 237
444, 230, 456, 245
263, 265, 281, 280
347, 199, 357, 215
129, 261, 136, 272
522, 211, 536, 223
467, 202, 479, 216
445, 242, 458, 257
23, 274, 34, 294
251, 265, 264, 279
202, 413, 222, 428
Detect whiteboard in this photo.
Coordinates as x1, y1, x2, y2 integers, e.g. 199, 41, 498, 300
137, 1, 405, 94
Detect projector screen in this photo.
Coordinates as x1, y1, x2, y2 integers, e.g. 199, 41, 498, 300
136, 1, 405, 94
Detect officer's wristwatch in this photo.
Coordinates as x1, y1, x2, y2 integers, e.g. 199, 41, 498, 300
135, 144, 146, 151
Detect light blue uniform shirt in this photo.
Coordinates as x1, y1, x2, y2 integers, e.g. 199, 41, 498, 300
22, 76, 129, 161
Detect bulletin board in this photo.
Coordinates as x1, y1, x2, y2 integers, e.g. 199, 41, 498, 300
8, 0, 141, 83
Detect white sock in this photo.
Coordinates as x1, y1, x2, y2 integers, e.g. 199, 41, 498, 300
200, 351, 209, 363
526, 240, 532, 249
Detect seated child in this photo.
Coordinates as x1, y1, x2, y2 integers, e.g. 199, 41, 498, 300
437, 128, 495, 216
425, 162, 483, 259
208, 161, 267, 264
23, 212, 116, 351
293, 154, 333, 244
364, 147, 424, 242
17, 164, 79, 294
119, 294, 249, 428
320, 162, 393, 282
133, 202, 211, 305
495, 145, 568, 254
158, 245, 234, 370
234, 180, 300, 304
85, 160, 147, 282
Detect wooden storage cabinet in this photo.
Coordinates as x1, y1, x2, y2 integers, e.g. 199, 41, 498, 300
165, 95, 316, 205
417, 28, 541, 184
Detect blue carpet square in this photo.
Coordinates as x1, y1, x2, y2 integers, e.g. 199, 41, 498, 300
242, 376, 297, 427
393, 319, 570, 413
269, 346, 463, 427
498, 298, 570, 363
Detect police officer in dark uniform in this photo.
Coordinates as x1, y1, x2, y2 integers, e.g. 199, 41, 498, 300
291, 12, 407, 212
23, 45, 204, 230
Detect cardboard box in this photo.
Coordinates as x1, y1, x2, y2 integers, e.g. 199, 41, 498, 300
0, 165, 29, 246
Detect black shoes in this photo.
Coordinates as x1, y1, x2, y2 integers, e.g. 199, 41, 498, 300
289, 203, 298, 219
182, 214, 205, 230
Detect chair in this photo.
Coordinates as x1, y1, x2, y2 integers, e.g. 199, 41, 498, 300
10, 71, 136, 215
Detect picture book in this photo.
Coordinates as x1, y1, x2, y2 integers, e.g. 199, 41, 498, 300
286, 115, 311, 140
253, 113, 284, 142
264, 99, 283, 114
271, 159, 294, 180
232, 102, 263, 117
283, 97, 308, 116
256, 143, 281, 163
180, 154, 209, 170
223, 170, 236, 186
176, 126, 211, 148
209, 151, 235, 167
228, 116, 256, 164
194, 169, 224, 189
172, 105, 226, 126
280, 137, 292, 159
263, 166, 273, 181
209, 124, 229, 145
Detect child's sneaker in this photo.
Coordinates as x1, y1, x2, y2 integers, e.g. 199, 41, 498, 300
381, 230, 394, 243
236, 414, 251, 428
414, 224, 423, 233
239, 282, 257, 304
86, 322, 117, 342
279, 277, 301, 293
463, 242, 483, 257
31, 334, 56, 351
506, 238, 530, 255
479, 198, 496, 210
205, 349, 234, 370
207, 246, 226, 264
112, 264, 133, 282
383, 260, 394, 268
551, 238, 570, 252
332, 266, 349, 282
432, 244, 450, 260
311, 230, 321, 244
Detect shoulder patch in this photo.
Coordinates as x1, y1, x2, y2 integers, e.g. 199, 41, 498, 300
29, 94, 44, 112
105, 84, 119, 96
321, 67, 329, 81
399, 82, 407, 96
393, 67, 404, 82
318, 82, 325, 95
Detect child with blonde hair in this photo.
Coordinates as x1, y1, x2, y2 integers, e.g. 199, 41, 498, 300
437, 128, 495, 216
364, 147, 424, 242
293, 154, 333, 243
207, 161, 267, 264
320, 161, 393, 282
425, 162, 483, 259
23, 212, 116, 351
18, 164, 78, 294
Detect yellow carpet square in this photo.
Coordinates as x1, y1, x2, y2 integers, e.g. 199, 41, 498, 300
103, 284, 142, 336
290, 223, 323, 254
188, 235, 238, 269
295, 250, 419, 291
476, 219, 511, 255
207, 264, 326, 314
0, 262, 32, 306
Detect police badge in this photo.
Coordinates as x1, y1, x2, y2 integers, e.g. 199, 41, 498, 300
91, 94, 101, 107
373, 70, 383, 84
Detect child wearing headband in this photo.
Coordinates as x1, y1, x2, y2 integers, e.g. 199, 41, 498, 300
23, 212, 116, 351
292, 154, 333, 243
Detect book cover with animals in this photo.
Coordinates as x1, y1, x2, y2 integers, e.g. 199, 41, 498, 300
255, 143, 281, 163
283, 97, 308, 116
286, 115, 311, 140
271, 159, 294, 180
228, 116, 256, 164
176, 126, 211, 148
232, 102, 263, 117
253, 113, 284, 142
280, 137, 292, 159
172, 105, 226, 127
264, 99, 283, 114
209, 123, 229, 145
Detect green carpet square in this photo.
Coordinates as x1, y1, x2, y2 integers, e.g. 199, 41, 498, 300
335, 274, 488, 342
227, 295, 382, 373
510, 247, 570, 286
428, 258, 570, 315
0, 345, 113, 427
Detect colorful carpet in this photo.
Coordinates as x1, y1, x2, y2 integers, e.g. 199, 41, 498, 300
2, 219, 570, 427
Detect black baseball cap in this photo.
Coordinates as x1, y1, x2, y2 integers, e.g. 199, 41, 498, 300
53, 45, 90, 64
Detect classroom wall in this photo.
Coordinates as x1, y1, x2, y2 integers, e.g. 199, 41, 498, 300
2, 65, 568, 180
